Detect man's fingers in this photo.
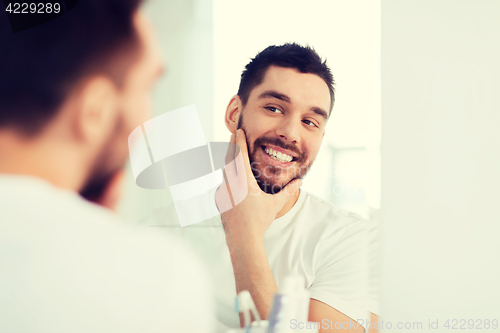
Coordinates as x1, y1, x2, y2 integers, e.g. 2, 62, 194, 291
234, 129, 253, 180
223, 129, 253, 206
224, 153, 249, 206
276, 178, 302, 203
224, 128, 259, 202
225, 132, 236, 168
215, 180, 233, 214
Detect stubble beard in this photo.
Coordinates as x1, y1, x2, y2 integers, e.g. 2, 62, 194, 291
80, 114, 126, 202
237, 113, 312, 194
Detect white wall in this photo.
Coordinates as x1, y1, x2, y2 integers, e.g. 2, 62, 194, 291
118, 0, 214, 223
118, 0, 381, 222
381, 0, 500, 331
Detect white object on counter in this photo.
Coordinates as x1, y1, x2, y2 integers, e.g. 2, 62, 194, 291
226, 276, 318, 333
268, 275, 312, 333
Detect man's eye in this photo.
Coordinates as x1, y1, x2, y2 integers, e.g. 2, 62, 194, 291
303, 119, 318, 127
265, 107, 283, 114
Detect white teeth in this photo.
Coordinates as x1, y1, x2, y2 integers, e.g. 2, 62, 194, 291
264, 147, 293, 163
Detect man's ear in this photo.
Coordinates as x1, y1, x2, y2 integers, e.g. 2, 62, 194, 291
225, 95, 242, 134
73, 76, 119, 143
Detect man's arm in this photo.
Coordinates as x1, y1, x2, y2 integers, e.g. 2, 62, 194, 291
309, 300, 365, 333
369, 313, 379, 333
225, 234, 277, 321
217, 129, 300, 324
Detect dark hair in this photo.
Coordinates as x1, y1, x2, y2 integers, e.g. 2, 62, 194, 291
237, 43, 335, 113
0, 0, 143, 136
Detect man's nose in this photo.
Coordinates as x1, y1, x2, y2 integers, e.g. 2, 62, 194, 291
275, 116, 300, 144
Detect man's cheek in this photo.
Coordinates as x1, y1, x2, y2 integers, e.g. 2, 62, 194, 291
126, 99, 151, 131
133, 96, 152, 124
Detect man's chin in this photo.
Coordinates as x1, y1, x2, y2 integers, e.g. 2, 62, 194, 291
80, 174, 113, 202
258, 183, 283, 195
256, 177, 295, 195
79, 167, 121, 202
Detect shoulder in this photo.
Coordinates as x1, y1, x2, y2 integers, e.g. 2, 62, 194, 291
1, 175, 206, 282
297, 190, 368, 237
0, 177, 214, 332
296, 193, 369, 278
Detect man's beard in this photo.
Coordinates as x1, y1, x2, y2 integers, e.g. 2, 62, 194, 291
79, 158, 120, 203
80, 115, 126, 203
237, 114, 312, 194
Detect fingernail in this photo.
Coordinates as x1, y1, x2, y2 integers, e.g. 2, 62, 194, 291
236, 129, 241, 137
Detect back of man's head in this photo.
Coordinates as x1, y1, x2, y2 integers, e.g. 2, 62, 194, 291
0, 0, 143, 136
0, 0, 164, 207
237, 43, 335, 112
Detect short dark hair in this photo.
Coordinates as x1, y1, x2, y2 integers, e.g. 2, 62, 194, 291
0, 0, 143, 136
237, 43, 335, 113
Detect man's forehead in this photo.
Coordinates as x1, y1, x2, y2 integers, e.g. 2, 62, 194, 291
251, 66, 331, 113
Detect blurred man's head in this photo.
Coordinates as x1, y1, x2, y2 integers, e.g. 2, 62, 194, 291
225, 43, 334, 194
0, 0, 164, 201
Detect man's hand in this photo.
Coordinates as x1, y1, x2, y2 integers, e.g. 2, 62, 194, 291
217, 128, 302, 244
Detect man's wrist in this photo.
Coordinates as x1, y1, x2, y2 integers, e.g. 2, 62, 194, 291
225, 229, 265, 253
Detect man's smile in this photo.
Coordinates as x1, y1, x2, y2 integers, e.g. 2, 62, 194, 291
261, 144, 298, 165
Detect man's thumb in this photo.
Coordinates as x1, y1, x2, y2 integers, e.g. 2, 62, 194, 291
277, 178, 302, 202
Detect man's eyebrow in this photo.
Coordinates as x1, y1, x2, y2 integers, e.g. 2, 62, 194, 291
259, 90, 329, 119
311, 107, 329, 120
258, 90, 291, 103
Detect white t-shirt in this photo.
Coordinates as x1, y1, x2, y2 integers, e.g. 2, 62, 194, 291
141, 189, 370, 332
0, 175, 214, 333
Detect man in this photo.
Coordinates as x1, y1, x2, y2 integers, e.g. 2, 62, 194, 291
0, 1, 213, 332
145, 44, 373, 332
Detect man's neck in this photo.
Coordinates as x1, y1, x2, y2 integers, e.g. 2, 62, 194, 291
275, 189, 300, 219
